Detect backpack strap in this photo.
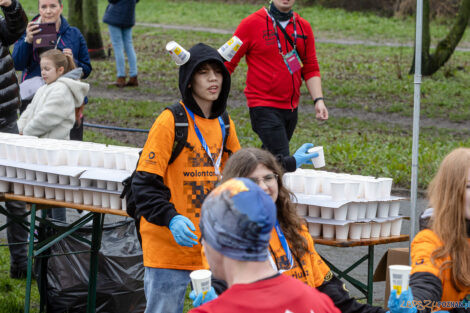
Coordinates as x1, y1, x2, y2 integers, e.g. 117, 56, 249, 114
166, 102, 189, 165
221, 110, 232, 156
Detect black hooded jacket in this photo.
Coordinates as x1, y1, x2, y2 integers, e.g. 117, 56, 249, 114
0, 0, 27, 128
131, 43, 232, 227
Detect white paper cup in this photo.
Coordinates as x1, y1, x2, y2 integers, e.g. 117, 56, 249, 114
290, 174, 304, 193
101, 193, 110, 208
35, 171, 46, 182
13, 183, 23, 195
106, 181, 117, 191
308, 205, 320, 217
380, 221, 392, 237
83, 191, 93, 205
73, 190, 83, 204
59, 175, 70, 185
78, 149, 91, 166
47, 173, 58, 184
166, 41, 190, 65
361, 223, 372, 239
334, 205, 348, 220
24, 146, 37, 164
389, 265, 412, 296
364, 179, 380, 200
390, 202, 400, 216
331, 181, 347, 201
308, 146, 325, 168
296, 204, 308, 216
218, 36, 243, 61
35, 148, 48, 165
304, 176, 320, 195
0, 181, 10, 192
365, 202, 378, 219
391, 218, 403, 236
16, 168, 26, 179
378, 177, 393, 199
24, 185, 34, 197
377, 202, 391, 218
358, 203, 367, 219
190, 269, 212, 296
322, 224, 335, 239
346, 182, 360, 200
110, 194, 121, 210
92, 192, 102, 207
67, 149, 80, 166
308, 223, 322, 237
45, 187, 55, 199
103, 151, 116, 169
115, 153, 126, 170
347, 203, 360, 220
121, 197, 127, 212
349, 223, 363, 240
25, 170, 35, 181
47, 148, 66, 166
70, 177, 80, 186
335, 224, 350, 240
55, 188, 65, 201
65, 190, 73, 202
33, 185, 45, 198
6, 166, 16, 178
370, 222, 382, 238
321, 207, 333, 219
0, 165, 5, 176
80, 178, 92, 187
97, 180, 106, 189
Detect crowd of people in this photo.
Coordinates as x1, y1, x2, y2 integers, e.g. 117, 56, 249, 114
1, 0, 469, 312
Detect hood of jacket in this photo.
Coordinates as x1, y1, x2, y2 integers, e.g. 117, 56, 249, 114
178, 43, 231, 119
56, 77, 89, 108
62, 67, 83, 80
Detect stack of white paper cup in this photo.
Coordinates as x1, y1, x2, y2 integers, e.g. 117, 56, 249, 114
218, 36, 243, 61
389, 265, 412, 296
166, 41, 190, 65
190, 269, 212, 296
308, 146, 325, 168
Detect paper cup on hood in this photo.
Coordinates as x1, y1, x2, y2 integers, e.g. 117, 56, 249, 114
166, 41, 190, 66
218, 36, 243, 61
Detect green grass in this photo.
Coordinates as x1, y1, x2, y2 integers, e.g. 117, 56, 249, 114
0, 244, 40, 313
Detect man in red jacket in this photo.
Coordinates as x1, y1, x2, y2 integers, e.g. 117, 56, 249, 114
226, 0, 328, 161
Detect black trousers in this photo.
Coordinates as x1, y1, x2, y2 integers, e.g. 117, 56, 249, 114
249, 106, 298, 157
0, 122, 28, 269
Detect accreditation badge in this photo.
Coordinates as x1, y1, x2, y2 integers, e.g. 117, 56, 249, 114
283, 49, 303, 74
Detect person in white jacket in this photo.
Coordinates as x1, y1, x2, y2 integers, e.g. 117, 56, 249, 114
18, 49, 89, 139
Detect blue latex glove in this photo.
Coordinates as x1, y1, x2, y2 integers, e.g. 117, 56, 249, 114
189, 287, 218, 307
293, 143, 319, 168
388, 289, 417, 313
169, 215, 198, 247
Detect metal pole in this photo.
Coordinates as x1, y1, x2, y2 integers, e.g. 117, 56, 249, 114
410, 0, 423, 243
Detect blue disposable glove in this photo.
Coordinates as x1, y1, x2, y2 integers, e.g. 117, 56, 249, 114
388, 289, 417, 313
169, 215, 198, 247
293, 143, 319, 168
189, 287, 218, 307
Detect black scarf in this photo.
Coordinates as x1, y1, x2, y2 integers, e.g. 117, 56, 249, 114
269, 2, 293, 22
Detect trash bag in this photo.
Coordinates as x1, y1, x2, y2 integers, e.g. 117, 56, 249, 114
44, 218, 145, 313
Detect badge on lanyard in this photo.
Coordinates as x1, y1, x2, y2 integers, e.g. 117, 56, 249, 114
283, 49, 303, 75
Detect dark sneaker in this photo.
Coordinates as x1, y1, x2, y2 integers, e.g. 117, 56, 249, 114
10, 266, 27, 279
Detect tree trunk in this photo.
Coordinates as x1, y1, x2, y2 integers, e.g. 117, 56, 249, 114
83, 0, 105, 59
67, 0, 83, 30
410, 0, 470, 75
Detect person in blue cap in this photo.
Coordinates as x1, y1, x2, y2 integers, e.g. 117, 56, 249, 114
190, 177, 340, 313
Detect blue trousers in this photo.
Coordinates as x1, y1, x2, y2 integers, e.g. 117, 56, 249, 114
108, 24, 138, 78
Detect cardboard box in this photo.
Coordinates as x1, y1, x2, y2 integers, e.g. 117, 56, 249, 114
373, 247, 409, 307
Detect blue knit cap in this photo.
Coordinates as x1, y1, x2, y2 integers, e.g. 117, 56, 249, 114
200, 178, 277, 262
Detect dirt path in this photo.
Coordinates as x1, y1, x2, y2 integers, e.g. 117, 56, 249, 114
135, 22, 470, 52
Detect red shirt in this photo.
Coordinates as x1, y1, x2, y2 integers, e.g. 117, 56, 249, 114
189, 274, 340, 313
225, 8, 321, 110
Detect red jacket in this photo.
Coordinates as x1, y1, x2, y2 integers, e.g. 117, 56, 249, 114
225, 8, 321, 110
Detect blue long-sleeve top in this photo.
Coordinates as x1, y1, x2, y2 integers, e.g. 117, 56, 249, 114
12, 15, 92, 82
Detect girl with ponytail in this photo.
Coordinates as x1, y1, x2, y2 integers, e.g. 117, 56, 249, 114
18, 49, 89, 140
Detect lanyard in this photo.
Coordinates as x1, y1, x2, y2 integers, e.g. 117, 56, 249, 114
265, 7, 297, 55
185, 106, 226, 177
274, 220, 294, 272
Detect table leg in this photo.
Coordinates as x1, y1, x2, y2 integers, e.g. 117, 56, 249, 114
24, 203, 37, 313
38, 209, 48, 313
86, 213, 104, 313
367, 245, 375, 304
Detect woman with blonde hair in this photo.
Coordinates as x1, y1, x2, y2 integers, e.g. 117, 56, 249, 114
391, 148, 470, 313
193, 147, 385, 313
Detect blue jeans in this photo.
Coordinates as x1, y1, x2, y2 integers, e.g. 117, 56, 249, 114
108, 24, 138, 78
144, 267, 191, 313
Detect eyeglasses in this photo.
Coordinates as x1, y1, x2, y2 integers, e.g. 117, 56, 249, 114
248, 173, 278, 187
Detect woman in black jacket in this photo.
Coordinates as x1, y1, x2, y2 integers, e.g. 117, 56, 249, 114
0, 0, 29, 279
103, 0, 139, 87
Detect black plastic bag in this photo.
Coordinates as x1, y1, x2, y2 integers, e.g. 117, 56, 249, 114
44, 218, 145, 313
